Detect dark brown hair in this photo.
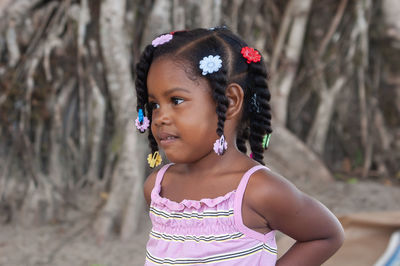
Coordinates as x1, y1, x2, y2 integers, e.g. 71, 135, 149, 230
135, 27, 272, 164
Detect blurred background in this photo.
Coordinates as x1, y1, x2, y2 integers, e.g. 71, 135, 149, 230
0, 0, 399, 265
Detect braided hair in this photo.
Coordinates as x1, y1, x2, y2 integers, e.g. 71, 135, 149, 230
135, 28, 272, 165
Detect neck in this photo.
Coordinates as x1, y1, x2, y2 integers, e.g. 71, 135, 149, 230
178, 143, 244, 177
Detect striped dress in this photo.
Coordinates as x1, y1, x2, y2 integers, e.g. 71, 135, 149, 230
145, 164, 277, 265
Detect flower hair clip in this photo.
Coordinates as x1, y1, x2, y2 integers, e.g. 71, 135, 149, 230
152, 33, 173, 47
199, 55, 222, 75
135, 109, 150, 133
148, 151, 162, 168
170, 30, 186, 35
241, 47, 261, 64
213, 135, 228, 156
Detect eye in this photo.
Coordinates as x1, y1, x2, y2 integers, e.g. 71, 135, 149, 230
171, 97, 184, 105
149, 102, 160, 110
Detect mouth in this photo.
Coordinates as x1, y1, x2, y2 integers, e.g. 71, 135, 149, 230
158, 132, 179, 145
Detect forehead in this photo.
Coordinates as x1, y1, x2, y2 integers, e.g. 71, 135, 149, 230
147, 57, 210, 96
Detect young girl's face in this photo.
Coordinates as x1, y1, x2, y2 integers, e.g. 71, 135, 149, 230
147, 57, 220, 164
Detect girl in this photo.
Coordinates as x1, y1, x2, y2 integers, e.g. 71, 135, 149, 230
135, 28, 344, 265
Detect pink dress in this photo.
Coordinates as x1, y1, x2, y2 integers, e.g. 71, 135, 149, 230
145, 164, 277, 265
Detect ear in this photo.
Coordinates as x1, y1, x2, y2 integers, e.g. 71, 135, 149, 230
225, 83, 244, 120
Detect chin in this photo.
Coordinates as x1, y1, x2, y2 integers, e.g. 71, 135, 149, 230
164, 154, 188, 164
161, 150, 177, 161
164, 150, 213, 165
163, 149, 196, 164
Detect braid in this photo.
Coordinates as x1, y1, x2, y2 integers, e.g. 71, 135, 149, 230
136, 44, 155, 113
212, 30, 272, 164
247, 54, 272, 165
236, 126, 250, 153
146, 107, 158, 153
135, 44, 158, 151
135, 28, 273, 166
208, 66, 229, 137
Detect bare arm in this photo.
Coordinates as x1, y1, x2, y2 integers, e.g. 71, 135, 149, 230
248, 170, 344, 266
274, 193, 344, 266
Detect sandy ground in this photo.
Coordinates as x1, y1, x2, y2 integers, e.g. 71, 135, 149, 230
1, 178, 400, 266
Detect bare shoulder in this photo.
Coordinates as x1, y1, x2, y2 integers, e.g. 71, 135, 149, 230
143, 169, 158, 206
246, 167, 303, 207
246, 167, 342, 241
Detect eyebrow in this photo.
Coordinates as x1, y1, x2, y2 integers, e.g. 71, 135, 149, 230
148, 87, 191, 98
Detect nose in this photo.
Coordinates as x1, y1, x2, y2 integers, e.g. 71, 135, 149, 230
152, 106, 171, 127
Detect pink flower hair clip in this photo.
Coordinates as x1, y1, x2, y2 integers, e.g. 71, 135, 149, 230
213, 135, 228, 155
135, 109, 150, 133
241, 46, 261, 64
152, 34, 173, 47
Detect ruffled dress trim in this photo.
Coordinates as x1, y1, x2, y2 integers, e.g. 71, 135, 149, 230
151, 184, 235, 211
150, 163, 238, 211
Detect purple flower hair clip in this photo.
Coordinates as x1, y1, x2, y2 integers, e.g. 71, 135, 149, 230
135, 109, 150, 133
135, 116, 150, 132
152, 34, 173, 47
213, 135, 228, 155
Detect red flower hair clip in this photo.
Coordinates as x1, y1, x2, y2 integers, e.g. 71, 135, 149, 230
170, 30, 187, 35
241, 47, 261, 64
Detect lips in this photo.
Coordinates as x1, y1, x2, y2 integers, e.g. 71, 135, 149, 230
157, 132, 179, 145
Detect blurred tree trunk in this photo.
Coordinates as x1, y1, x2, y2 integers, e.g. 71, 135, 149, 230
270, 0, 313, 125
0, 0, 399, 239
92, 0, 145, 240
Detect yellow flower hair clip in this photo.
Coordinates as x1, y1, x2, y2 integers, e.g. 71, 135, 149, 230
147, 151, 162, 168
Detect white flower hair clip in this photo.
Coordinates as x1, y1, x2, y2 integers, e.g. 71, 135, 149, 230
199, 55, 222, 75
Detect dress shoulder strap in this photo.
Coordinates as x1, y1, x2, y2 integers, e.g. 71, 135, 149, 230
235, 165, 267, 197
154, 163, 174, 188
234, 165, 275, 243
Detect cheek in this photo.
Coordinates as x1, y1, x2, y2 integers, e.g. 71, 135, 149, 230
150, 120, 159, 143
182, 108, 219, 141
